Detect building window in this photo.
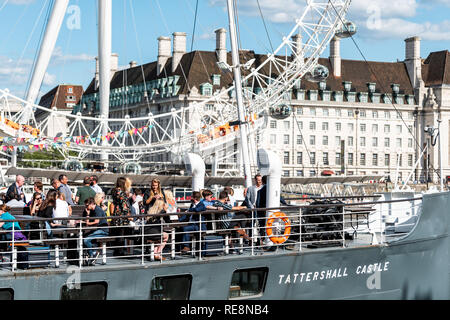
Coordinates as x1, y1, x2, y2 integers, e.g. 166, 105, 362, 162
151, 275, 192, 300
283, 170, 290, 177
296, 170, 304, 177
200, 83, 213, 96
310, 152, 316, 165
372, 154, 378, 166
408, 154, 413, 167
396, 138, 402, 148
360, 153, 366, 166
384, 125, 390, 133
408, 138, 413, 148
309, 170, 317, 177
297, 152, 303, 164
372, 111, 378, 118
335, 108, 341, 117
322, 135, 328, 145
322, 122, 329, 131
335, 123, 341, 131
335, 136, 341, 146
348, 136, 353, 146
384, 111, 390, 119
360, 137, 366, 147
283, 135, 290, 145
61, 282, 108, 300
310, 108, 316, 116
310, 122, 316, 131
323, 108, 329, 116
372, 137, 378, 147
67, 87, 73, 93
360, 110, 366, 117
323, 152, 329, 165
372, 124, 378, 133
310, 135, 315, 145
212, 74, 221, 86
298, 121, 303, 129
284, 121, 290, 130
360, 123, 366, 132
396, 125, 402, 134
335, 152, 341, 166
270, 120, 277, 129
397, 154, 402, 166
348, 123, 354, 132
385, 154, 390, 166
348, 153, 353, 165
284, 152, 290, 164
297, 135, 303, 145
384, 138, 390, 148
296, 107, 303, 115
270, 134, 276, 144
348, 110, 353, 117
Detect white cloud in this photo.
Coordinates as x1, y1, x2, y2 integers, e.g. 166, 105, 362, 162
50, 47, 94, 66
209, 0, 450, 42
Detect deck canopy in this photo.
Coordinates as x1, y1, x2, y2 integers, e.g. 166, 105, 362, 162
5, 167, 383, 187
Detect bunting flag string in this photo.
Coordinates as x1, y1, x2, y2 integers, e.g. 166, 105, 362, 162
0, 124, 153, 152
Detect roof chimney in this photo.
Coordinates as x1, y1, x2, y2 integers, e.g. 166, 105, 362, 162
291, 33, 303, 61
129, 61, 137, 68
157, 36, 171, 76
95, 53, 118, 90
215, 28, 227, 63
329, 36, 341, 77
404, 36, 423, 89
172, 32, 187, 73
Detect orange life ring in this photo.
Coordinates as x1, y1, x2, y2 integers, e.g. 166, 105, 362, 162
266, 212, 291, 244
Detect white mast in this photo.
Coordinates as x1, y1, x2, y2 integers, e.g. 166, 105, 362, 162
25, 0, 70, 106
98, 0, 112, 164
13, 0, 69, 167
226, 0, 252, 188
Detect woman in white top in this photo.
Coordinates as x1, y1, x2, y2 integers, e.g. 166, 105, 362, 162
53, 191, 70, 226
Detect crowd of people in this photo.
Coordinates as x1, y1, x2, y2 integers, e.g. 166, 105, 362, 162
0, 172, 282, 265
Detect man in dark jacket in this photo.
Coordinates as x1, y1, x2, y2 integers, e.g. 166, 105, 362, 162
180, 191, 207, 253
5, 175, 26, 204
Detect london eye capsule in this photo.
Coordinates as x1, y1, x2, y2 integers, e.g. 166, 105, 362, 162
269, 104, 292, 120
120, 162, 142, 175
63, 159, 83, 172
304, 64, 329, 83
335, 20, 357, 38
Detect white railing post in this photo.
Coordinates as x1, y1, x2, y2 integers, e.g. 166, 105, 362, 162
150, 242, 155, 261
11, 221, 16, 271
171, 228, 175, 259
78, 222, 83, 268
55, 245, 60, 268
141, 220, 145, 265
299, 208, 302, 253
198, 213, 202, 261
251, 210, 255, 256
342, 206, 345, 248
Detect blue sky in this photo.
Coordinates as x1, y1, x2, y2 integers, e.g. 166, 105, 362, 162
0, 0, 449, 101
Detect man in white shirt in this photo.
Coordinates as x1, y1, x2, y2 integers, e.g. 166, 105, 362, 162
90, 175, 103, 194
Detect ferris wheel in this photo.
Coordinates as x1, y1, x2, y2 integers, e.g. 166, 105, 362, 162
0, 0, 352, 166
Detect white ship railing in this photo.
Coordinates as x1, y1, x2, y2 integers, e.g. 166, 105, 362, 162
0, 196, 423, 271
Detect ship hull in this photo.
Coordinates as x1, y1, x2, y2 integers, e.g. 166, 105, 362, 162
0, 192, 448, 300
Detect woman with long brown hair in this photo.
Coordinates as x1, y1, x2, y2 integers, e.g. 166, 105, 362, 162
110, 177, 132, 256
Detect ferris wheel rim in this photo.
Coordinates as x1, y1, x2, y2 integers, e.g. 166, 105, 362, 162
0, 0, 351, 157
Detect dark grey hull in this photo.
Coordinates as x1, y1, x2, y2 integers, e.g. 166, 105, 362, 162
0, 192, 448, 300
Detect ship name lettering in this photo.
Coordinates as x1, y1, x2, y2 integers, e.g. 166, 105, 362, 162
278, 268, 348, 285
356, 262, 389, 275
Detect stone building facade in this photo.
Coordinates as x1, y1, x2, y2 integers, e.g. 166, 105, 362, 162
74, 30, 450, 182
